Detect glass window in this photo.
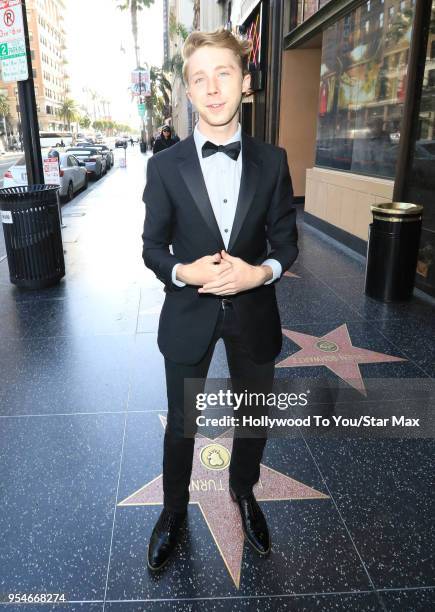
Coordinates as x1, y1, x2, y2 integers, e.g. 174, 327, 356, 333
404, 4, 435, 296
314, 0, 415, 178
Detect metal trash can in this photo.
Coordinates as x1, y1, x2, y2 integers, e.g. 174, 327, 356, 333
140, 141, 146, 153
365, 202, 423, 302
0, 185, 65, 289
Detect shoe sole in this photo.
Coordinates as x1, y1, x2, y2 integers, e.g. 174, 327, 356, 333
229, 488, 271, 556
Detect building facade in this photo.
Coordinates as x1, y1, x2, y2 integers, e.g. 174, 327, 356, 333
165, 0, 194, 139
278, 0, 435, 298
0, 0, 70, 141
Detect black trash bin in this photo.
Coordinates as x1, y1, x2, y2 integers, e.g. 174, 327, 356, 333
0, 184, 65, 289
365, 202, 423, 302
140, 141, 146, 153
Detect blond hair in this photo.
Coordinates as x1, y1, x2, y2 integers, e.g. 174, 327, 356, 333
182, 28, 252, 85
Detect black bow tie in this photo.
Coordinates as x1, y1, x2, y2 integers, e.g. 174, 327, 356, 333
202, 140, 241, 161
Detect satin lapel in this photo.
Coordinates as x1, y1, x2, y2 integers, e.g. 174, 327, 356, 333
228, 133, 261, 252
177, 135, 224, 248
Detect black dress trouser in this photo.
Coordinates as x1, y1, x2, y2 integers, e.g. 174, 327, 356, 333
163, 299, 275, 513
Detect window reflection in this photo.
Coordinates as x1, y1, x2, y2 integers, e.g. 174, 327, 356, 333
406, 1, 435, 295
315, 0, 415, 178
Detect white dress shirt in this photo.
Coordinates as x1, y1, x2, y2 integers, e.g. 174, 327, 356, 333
172, 123, 281, 286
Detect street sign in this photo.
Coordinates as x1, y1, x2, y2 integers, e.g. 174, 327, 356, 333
0, 0, 28, 82
131, 67, 151, 97
137, 103, 145, 117
43, 157, 60, 185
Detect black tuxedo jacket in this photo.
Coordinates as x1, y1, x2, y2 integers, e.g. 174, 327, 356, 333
142, 132, 298, 365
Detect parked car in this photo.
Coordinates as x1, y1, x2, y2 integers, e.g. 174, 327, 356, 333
74, 142, 114, 170
3, 153, 88, 201
65, 147, 107, 179
115, 138, 128, 148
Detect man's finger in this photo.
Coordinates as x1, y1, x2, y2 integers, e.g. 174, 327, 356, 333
203, 286, 236, 296
199, 281, 236, 294
221, 250, 237, 262
213, 263, 232, 276
201, 273, 235, 291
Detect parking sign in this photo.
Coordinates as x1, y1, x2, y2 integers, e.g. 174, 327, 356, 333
0, 0, 28, 82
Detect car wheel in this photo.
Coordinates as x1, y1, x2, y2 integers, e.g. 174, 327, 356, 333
66, 181, 74, 202
83, 174, 88, 190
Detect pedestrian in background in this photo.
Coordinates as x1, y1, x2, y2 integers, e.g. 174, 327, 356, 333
152, 125, 177, 154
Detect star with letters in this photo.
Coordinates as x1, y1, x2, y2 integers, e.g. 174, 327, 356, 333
277, 323, 405, 395
118, 415, 328, 588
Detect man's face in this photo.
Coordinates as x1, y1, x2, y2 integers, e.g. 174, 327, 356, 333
186, 46, 251, 128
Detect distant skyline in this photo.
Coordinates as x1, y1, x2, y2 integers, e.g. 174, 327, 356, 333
65, 0, 163, 127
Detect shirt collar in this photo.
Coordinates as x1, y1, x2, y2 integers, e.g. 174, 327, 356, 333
194, 123, 242, 159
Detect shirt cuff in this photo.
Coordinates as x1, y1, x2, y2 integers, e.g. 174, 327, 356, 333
172, 263, 186, 287
262, 258, 282, 285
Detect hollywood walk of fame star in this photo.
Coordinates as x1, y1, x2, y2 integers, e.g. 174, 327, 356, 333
118, 415, 328, 588
277, 323, 405, 395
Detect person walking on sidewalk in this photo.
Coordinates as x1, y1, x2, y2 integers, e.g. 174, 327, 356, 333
152, 125, 177, 154
142, 28, 298, 571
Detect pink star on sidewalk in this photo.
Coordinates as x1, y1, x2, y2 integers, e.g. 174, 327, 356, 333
118, 415, 328, 588
277, 323, 405, 395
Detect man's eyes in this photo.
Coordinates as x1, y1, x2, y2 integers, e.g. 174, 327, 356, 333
194, 72, 230, 84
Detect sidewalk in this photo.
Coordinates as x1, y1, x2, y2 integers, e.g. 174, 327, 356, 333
0, 145, 434, 611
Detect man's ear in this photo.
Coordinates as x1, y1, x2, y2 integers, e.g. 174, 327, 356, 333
242, 72, 252, 96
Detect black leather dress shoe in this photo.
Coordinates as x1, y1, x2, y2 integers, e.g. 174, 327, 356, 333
229, 486, 271, 555
147, 508, 187, 571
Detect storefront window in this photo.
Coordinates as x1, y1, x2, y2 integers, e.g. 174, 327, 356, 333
406, 2, 435, 296
315, 0, 415, 178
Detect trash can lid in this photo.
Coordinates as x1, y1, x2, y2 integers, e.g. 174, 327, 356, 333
371, 202, 423, 216
0, 184, 59, 201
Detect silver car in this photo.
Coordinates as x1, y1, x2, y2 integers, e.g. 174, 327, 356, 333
74, 143, 114, 170
3, 153, 88, 201
65, 147, 106, 179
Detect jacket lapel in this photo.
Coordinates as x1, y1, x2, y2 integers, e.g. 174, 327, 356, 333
176, 132, 261, 252
228, 133, 261, 252
177, 135, 225, 249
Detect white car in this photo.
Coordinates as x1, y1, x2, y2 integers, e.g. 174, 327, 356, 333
3, 153, 88, 201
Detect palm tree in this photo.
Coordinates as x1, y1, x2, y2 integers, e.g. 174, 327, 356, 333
0, 94, 10, 147
116, 0, 155, 68
58, 98, 77, 130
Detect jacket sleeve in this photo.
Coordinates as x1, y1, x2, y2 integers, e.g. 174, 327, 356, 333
142, 156, 183, 290
265, 148, 298, 279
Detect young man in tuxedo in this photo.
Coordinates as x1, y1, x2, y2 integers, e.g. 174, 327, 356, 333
142, 28, 298, 571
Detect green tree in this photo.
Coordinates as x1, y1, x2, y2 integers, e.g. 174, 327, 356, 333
150, 66, 172, 112
78, 114, 91, 129
0, 94, 10, 144
0, 94, 9, 117
58, 98, 78, 130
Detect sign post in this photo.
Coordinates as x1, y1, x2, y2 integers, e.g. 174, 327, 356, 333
0, 0, 43, 184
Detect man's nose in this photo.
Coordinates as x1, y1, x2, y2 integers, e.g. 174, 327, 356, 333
206, 77, 219, 95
